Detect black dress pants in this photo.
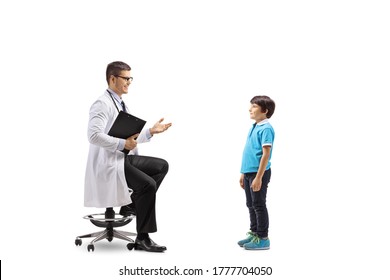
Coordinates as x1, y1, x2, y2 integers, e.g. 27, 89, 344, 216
124, 155, 169, 233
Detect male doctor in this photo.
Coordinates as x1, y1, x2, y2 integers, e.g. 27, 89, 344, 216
85, 61, 171, 252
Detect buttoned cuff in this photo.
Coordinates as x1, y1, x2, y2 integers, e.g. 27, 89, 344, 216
146, 128, 152, 139
117, 139, 125, 151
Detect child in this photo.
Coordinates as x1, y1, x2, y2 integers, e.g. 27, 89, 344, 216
238, 95, 275, 250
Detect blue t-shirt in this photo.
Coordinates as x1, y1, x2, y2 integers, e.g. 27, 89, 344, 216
240, 119, 275, 173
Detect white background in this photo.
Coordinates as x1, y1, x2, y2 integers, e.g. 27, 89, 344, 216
1, 0, 390, 279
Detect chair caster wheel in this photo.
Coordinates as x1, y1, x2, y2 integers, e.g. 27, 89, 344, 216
87, 244, 95, 252
75, 239, 82, 246
127, 243, 135, 250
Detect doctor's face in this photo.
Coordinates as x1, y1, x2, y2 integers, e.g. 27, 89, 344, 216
111, 70, 133, 95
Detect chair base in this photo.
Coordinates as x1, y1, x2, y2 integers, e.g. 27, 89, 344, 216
75, 228, 137, 252
75, 208, 136, 252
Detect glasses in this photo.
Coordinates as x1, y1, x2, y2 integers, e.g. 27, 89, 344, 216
115, 75, 133, 82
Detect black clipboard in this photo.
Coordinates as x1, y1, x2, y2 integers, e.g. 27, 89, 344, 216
108, 111, 146, 139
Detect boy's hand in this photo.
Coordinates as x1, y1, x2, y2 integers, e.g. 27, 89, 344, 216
251, 177, 262, 192
239, 174, 244, 189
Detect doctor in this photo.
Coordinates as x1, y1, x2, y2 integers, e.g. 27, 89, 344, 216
85, 61, 171, 252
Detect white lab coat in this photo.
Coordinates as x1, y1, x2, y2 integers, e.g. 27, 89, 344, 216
84, 91, 150, 208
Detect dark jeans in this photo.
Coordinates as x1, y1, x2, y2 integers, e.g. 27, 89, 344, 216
244, 169, 271, 238
124, 155, 169, 233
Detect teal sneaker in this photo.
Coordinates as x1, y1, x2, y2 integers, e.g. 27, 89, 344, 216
243, 236, 270, 250
237, 232, 256, 247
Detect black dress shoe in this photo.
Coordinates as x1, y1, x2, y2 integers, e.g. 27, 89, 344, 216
119, 204, 136, 217
135, 237, 167, 252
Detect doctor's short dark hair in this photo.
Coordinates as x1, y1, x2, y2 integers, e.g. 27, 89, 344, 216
250, 95, 276, 118
106, 61, 131, 84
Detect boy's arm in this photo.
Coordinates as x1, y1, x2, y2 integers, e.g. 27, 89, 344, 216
251, 145, 271, 192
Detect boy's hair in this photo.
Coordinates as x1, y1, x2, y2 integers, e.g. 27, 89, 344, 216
250, 95, 275, 118
106, 61, 131, 84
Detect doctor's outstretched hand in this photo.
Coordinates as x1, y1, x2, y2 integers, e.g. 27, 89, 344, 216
150, 118, 172, 135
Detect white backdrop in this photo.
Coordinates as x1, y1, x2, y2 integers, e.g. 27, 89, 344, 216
1, 0, 390, 279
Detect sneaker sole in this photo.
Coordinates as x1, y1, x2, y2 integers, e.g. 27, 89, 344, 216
244, 246, 270, 250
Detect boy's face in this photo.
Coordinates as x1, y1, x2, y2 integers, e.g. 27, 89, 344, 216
249, 103, 267, 122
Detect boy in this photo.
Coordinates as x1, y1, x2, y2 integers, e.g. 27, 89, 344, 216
238, 95, 275, 250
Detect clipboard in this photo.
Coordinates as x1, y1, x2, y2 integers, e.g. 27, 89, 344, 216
108, 111, 147, 139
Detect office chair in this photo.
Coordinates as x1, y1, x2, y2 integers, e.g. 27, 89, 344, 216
75, 207, 136, 252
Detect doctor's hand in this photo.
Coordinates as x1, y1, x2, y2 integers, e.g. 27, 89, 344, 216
150, 118, 172, 135
125, 133, 139, 150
